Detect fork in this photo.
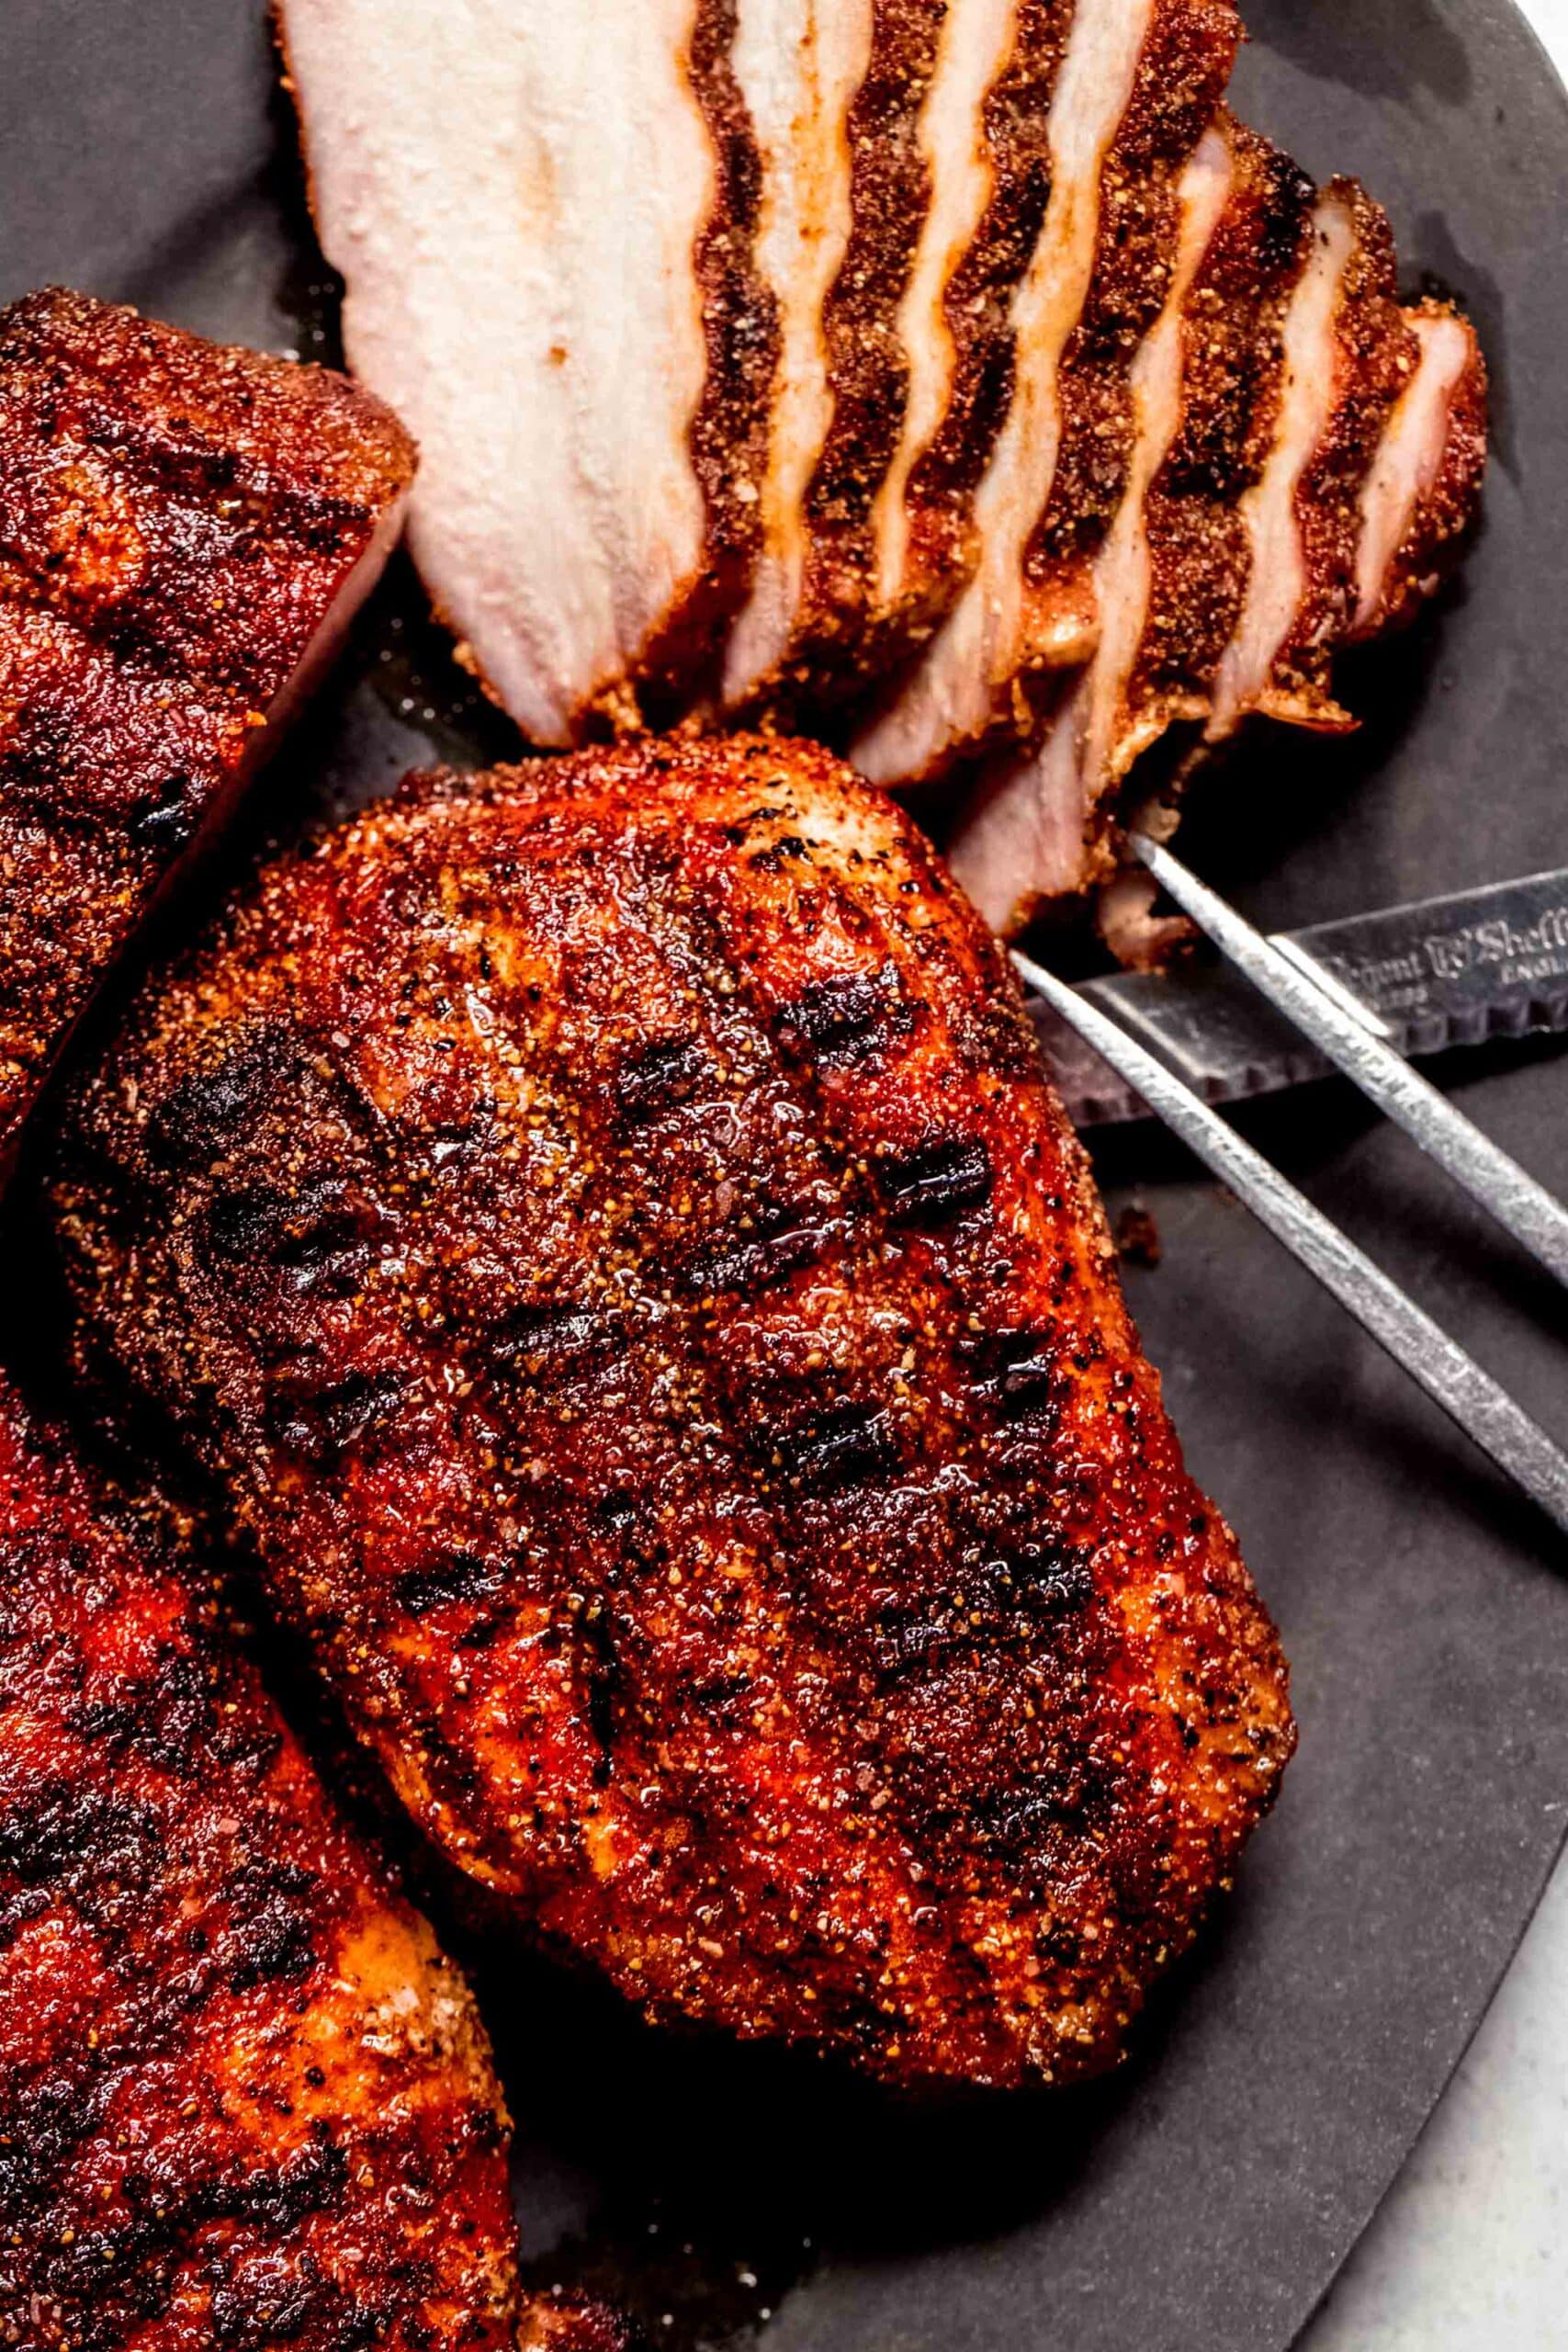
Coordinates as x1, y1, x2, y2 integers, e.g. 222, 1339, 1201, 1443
1012, 837, 1568, 1537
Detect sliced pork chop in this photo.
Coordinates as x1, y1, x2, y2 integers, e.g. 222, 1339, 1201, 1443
718, 0, 1063, 721
1349, 303, 1487, 641
278, 2, 1485, 936
0, 288, 413, 1168
281, 0, 716, 744
849, 0, 1238, 788
947, 138, 1485, 935
639, 0, 783, 719
55, 733, 1293, 2094
863, 0, 1043, 661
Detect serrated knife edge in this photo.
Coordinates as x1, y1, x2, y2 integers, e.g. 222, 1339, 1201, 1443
1033, 867, 1568, 1128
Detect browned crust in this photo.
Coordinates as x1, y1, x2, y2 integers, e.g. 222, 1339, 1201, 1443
1124, 119, 1316, 737
636, 0, 782, 723
768, 2, 949, 701
902, 0, 1072, 595
1018, 0, 1241, 679
1132, 157, 1446, 752
1351, 299, 1489, 642
55, 732, 1293, 2093
0, 1374, 518, 2349
726, 0, 1079, 733
0, 288, 414, 1162
840, 0, 1241, 773
1267, 176, 1417, 712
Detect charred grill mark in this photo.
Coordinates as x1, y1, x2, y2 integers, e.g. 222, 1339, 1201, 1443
774, 963, 910, 1067
1256, 141, 1318, 287
393, 1551, 504, 1622
126, 770, 194, 850
69, 1646, 224, 1777
768, 1400, 901, 1496
217, 1861, 321, 1992
201, 1176, 381, 1293
581, 1596, 624, 1782
985, 1538, 1094, 1611
682, 1207, 837, 1299
872, 1539, 1091, 1677
490, 1300, 622, 1378
146, 1037, 287, 1166
610, 1034, 709, 1122
265, 1368, 406, 1466
962, 1326, 1066, 1421
0, 1780, 158, 1900
875, 1134, 994, 1221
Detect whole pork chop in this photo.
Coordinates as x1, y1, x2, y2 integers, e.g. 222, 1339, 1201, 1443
54, 734, 1293, 2090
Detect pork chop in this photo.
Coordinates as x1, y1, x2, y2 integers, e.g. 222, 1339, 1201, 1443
54, 732, 1293, 2092
0, 1374, 519, 2349
0, 288, 414, 1167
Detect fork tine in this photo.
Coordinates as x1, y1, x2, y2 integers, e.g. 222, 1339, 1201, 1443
1013, 948, 1568, 1538
1132, 831, 1568, 1289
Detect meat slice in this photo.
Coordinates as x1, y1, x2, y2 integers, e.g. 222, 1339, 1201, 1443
946, 136, 1486, 935
715, 0, 877, 710
862, 0, 1031, 650
0, 1374, 519, 2349
849, 0, 1238, 788
643, 0, 784, 718
1350, 304, 1487, 640
278, 3, 1486, 936
0, 288, 413, 1167
949, 122, 1235, 929
54, 733, 1293, 2093
280, 0, 715, 745
714, 0, 1062, 721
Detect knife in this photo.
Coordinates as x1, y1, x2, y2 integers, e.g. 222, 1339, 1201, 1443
1033, 866, 1568, 1127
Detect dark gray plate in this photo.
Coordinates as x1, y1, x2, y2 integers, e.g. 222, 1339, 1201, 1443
3, 4, 1567, 2347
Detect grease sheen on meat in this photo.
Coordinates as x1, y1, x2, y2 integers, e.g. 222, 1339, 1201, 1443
0, 1376, 518, 2351
55, 735, 1294, 2090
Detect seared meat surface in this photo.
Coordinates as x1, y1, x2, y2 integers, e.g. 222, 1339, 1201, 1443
0, 1374, 519, 2350
280, 0, 1483, 941
55, 734, 1293, 2090
0, 288, 414, 1165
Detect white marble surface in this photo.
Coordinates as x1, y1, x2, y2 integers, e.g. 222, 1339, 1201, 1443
1298, 3, 1568, 2346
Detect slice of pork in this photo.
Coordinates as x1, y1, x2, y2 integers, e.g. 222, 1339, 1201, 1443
726, 0, 1064, 719
281, 0, 715, 745
0, 288, 414, 1168
870, 0, 1027, 619
946, 123, 1234, 933
1351, 306, 1487, 639
851, 0, 1239, 789
948, 146, 1485, 939
717, 0, 876, 708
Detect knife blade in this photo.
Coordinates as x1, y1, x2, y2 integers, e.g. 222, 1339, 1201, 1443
1033, 866, 1568, 1128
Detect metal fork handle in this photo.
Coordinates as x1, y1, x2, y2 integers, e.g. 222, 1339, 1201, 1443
1133, 833, 1568, 1289
1015, 950, 1568, 1538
